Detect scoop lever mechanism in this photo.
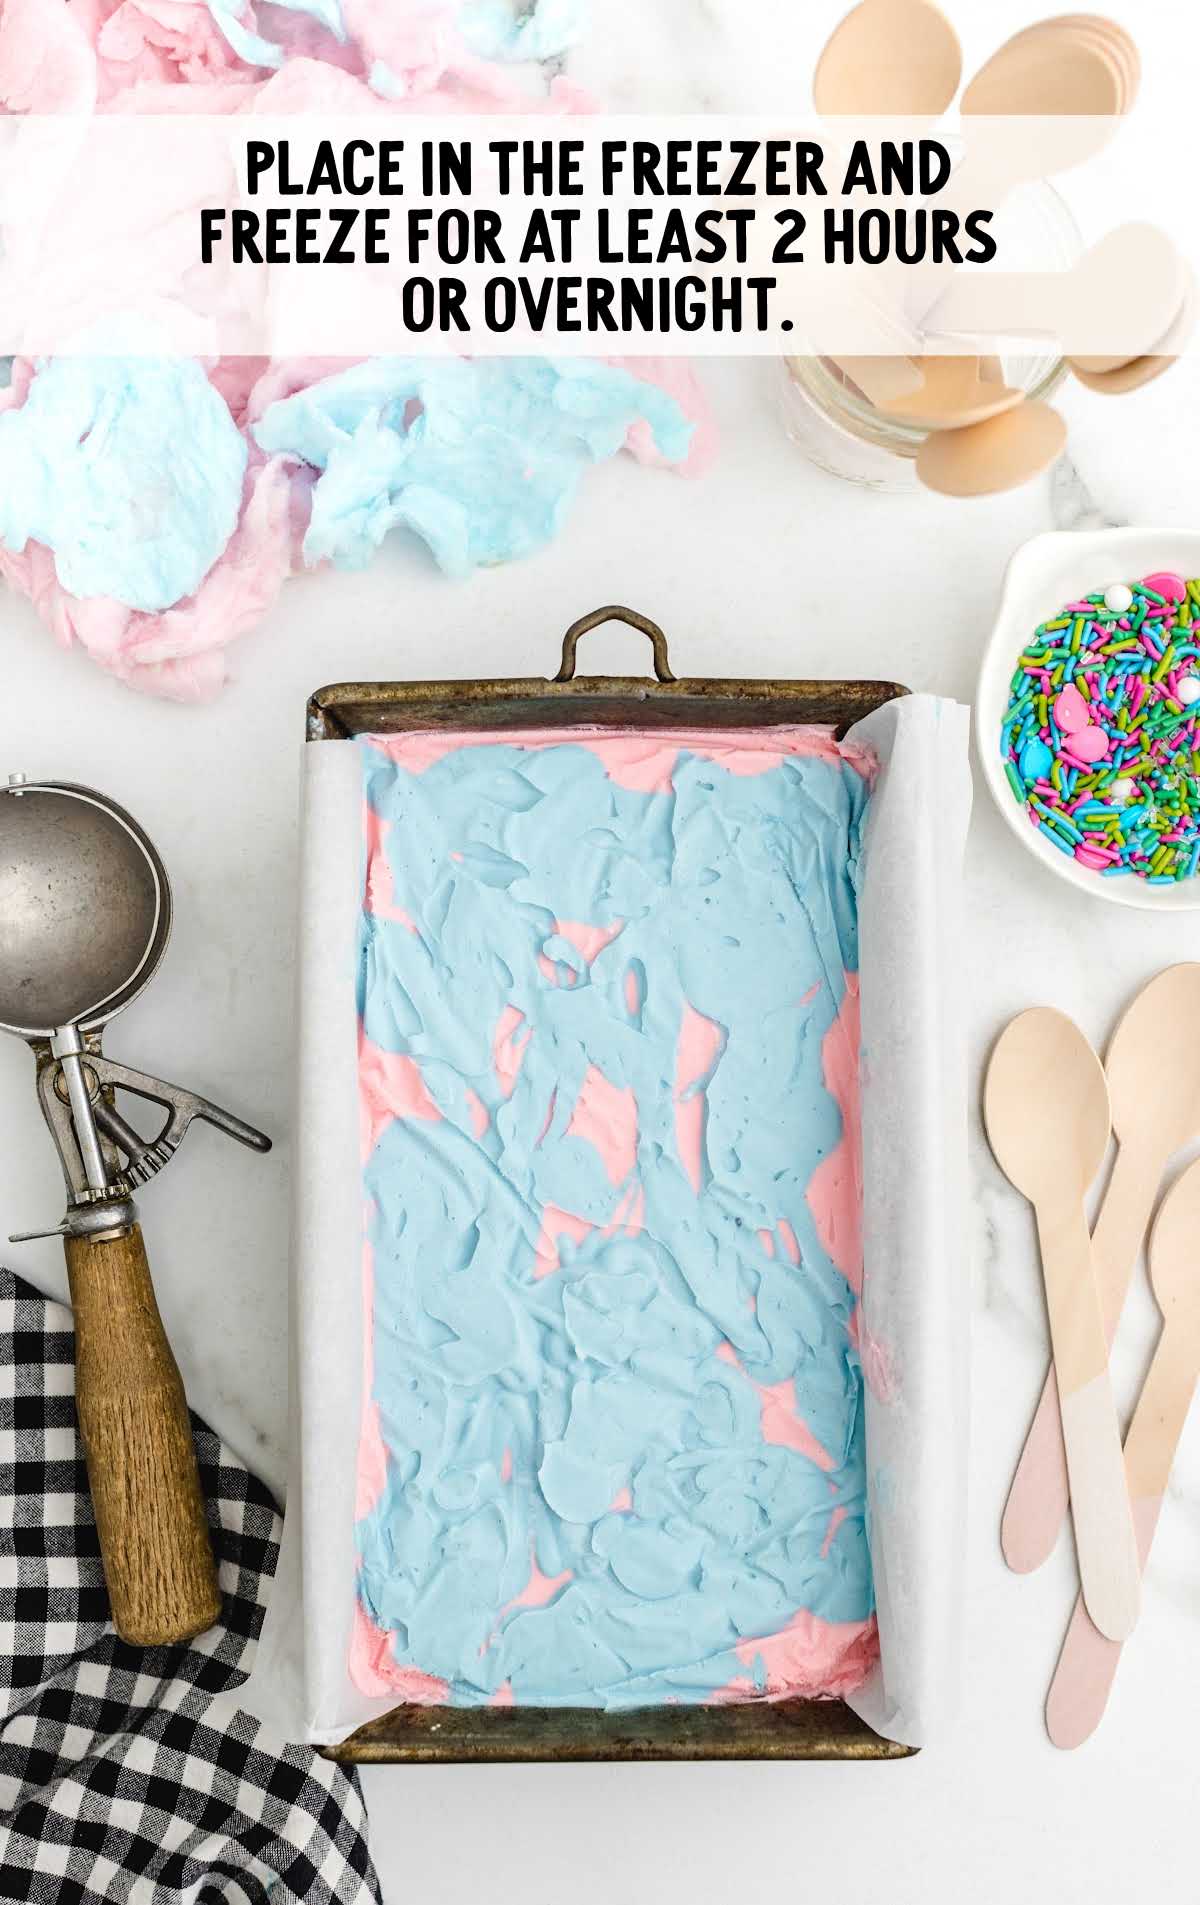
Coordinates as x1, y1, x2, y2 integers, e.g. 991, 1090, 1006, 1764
11, 1035, 271, 1243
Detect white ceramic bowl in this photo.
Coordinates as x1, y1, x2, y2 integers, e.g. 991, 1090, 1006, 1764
977, 527, 1200, 913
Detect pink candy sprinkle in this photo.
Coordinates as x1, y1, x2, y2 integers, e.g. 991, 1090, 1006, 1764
1054, 685, 1090, 733
1064, 725, 1109, 765
1144, 571, 1188, 603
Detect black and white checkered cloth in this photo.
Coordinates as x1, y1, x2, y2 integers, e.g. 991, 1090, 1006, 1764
0, 1268, 380, 1904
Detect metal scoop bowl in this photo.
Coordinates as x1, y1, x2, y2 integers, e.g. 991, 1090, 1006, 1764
0, 778, 270, 1647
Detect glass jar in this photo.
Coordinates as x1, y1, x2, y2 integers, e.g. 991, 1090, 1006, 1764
776, 183, 1080, 493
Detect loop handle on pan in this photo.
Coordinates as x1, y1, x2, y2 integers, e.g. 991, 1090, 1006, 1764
555, 606, 676, 683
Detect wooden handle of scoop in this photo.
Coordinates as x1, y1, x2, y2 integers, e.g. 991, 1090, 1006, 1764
65, 1221, 222, 1647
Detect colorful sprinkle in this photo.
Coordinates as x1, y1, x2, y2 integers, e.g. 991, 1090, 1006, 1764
1000, 575, 1200, 885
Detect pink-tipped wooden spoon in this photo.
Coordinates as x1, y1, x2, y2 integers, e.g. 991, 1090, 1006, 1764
1046, 1155, 1200, 1748
1002, 965, 1200, 1576
984, 1007, 1140, 1643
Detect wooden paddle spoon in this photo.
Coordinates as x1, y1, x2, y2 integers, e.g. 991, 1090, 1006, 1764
926, 223, 1188, 362
1067, 355, 1175, 396
878, 354, 1024, 428
826, 355, 924, 407
813, 0, 962, 116
1069, 271, 1195, 386
1002, 965, 1200, 1574
984, 1008, 1140, 1642
915, 400, 1066, 496
1052, 16, 1140, 111
962, 17, 1125, 116
1046, 1155, 1200, 1748
907, 16, 1133, 331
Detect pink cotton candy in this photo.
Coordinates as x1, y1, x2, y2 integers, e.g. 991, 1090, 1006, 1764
243, 355, 367, 422
0, 0, 97, 111
207, 355, 273, 424
95, 0, 253, 93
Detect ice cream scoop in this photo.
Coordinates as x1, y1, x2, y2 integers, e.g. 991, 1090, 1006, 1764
0, 776, 270, 1647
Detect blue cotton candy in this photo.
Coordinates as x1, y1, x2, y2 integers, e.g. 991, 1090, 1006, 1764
253, 357, 693, 578
0, 356, 247, 612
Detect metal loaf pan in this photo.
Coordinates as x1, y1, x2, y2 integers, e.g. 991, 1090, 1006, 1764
308, 606, 911, 1765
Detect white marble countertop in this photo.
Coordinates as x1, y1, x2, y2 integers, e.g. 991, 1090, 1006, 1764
2, 3, 1198, 1897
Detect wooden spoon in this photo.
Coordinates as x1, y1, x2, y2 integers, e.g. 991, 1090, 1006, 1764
878, 354, 1024, 428
1053, 15, 1140, 110
907, 16, 1133, 333
984, 1007, 1140, 1642
916, 400, 1066, 496
1069, 266, 1195, 379
1068, 354, 1176, 396
826, 354, 924, 407
1002, 965, 1200, 1574
1046, 1155, 1200, 1748
813, 0, 962, 116
926, 223, 1188, 362
962, 18, 1123, 116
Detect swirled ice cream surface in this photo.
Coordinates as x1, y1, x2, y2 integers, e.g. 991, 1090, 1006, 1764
353, 725, 878, 1708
